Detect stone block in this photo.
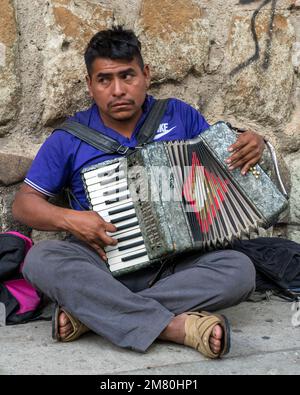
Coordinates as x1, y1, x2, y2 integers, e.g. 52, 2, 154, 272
224, 10, 295, 127
40, 0, 114, 125
285, 153, 300, 225
135, 0, 210, 83
287, 225, 300, 243
0, 153, 33, 186
31, 230, 68, 243
0, 0, 19, 136
0, 185, 31, 236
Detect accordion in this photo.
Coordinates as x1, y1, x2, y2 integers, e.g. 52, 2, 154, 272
82, 122, 288, 277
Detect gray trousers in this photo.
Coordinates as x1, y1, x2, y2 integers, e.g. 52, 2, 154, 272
23, 237, 256, 352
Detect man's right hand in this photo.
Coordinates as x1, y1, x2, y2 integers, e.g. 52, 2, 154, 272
12, 184, 118, 262
64, 210, 118, 261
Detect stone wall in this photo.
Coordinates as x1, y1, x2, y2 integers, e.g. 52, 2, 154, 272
0, 0, 299, 241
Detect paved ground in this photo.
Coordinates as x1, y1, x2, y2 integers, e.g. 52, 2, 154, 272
0, 300, 300, 375
1, 298, 300, 375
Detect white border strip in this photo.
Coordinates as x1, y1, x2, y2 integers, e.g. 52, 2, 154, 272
24, 178, 56, 197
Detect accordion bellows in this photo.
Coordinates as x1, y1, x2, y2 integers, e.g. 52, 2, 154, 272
82, 122, 288, 276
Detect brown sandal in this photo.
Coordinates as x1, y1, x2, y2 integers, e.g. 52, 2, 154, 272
184, 311, 231, 359
52, 304, 90, 342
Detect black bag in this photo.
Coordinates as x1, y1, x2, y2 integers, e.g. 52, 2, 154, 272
232, 237, 300, 301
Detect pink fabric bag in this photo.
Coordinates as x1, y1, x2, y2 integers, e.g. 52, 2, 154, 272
0, 232, 41, 325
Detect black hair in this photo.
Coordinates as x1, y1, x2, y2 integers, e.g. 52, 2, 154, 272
84, 26, 144, 76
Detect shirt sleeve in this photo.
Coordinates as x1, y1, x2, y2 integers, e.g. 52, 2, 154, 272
24, 131, 73, 197
177, 99, 210, 139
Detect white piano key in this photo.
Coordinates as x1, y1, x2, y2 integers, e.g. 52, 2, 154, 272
96, 203, 135, 220
92, 198, 133, 213
106, 243, 146, 260
83, 161, 122, 180
109, 253, 150, 273
107, 246, 147, 265
103, 218, 140, 239
87, 177, 127, 192
85, 171, 126, 188
107, 203, 135, 216
88, 180, 128, 199
101, 208, 136, 224
105, 235, 144, 253
106, 225, 141, 238
113, 216, 139, 231
85, 177, 123, 193
90, 189, 129, 206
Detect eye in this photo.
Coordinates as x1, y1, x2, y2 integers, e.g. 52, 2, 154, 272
123, 73, 134, 81
98, 77, 110, 85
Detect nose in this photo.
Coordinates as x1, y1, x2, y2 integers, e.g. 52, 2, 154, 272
112, 78, 125, 97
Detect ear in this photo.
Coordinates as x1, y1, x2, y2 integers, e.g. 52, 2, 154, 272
86, 75, 93, 98
143, 65, 151, 89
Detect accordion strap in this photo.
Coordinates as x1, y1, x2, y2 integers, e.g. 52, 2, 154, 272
55, 99, 169, 156
264, 139, 289, 199
225, 122, 289, 199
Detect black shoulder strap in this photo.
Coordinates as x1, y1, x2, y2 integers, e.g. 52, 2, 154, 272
55, 120, 127, 155
136, 99, 169, 146
55, 99, 169, 155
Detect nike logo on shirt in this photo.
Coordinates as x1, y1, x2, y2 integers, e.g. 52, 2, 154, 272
154, 123, 177, 140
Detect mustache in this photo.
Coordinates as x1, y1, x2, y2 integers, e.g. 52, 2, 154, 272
108, 99, 135, 108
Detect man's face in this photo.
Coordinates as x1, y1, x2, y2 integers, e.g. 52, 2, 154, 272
86, 57, 151, 125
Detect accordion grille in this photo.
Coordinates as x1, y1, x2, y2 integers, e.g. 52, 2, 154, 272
166, 140, 264, 248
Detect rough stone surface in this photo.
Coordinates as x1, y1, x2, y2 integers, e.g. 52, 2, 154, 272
0, 0, 19, 136
135, 0, 210, 83
287, 225, 300, 243
0, 153, 33, 186
224, 11, 295, 127
31, 230, 67, 243
40, 0, 114, 124
0, 185, 31, 236
285, 153, 300, 225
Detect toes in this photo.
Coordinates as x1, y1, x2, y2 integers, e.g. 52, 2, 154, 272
210, 324, 223, 354
212, 324, 223, 340
210, 337, 221, 347
60, 322, 72, 333
59, 312, 69, 327
58, 312, 73, 339
59, 323, 73, 338
210, 344, 219, 354
210, 338, 221, 353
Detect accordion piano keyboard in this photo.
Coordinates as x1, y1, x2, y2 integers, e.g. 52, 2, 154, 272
83, 160, 150, 273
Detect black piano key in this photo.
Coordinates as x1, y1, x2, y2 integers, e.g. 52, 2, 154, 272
111, 213, 136, 224
100, 175, 120, 186
121, 251, 148, 262
118, 240, 144, 251
103, 185, 128, 196
116, 221, 139, 232
105, 194, 129, 205
109, 204, 134, 216
117, 232, 142, 243
97, 168, 119, 179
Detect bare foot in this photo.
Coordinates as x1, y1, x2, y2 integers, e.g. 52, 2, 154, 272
58, 311, 73, 340
159, 313, 223, 355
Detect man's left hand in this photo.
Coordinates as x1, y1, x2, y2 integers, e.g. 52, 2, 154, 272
226, 130, 265, 176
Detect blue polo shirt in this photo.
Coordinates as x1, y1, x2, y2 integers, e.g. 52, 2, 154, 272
25, 95, 210, 210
